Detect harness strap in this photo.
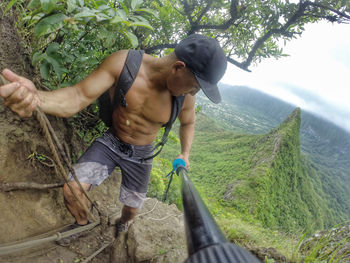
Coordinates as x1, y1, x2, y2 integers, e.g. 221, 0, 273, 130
141, 97, 177, 162
113, 50, 144, 108
163, 170, 175, 201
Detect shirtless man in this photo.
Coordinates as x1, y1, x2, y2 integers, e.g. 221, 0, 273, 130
0, 34, 227, 244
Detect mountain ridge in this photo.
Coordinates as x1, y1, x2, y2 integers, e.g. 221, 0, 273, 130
195, 84, 350, 220
161, 107, 344, 233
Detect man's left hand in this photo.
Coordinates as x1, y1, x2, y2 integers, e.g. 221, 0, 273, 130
175, 154, 190, 170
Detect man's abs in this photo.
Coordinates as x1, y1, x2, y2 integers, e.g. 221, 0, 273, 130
112, 108, 163, 145
111, 88, 173, 145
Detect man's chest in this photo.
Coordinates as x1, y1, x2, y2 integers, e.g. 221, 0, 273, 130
122, 84, 173, 125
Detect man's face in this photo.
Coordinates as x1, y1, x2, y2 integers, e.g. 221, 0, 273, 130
168, 64, 200, 97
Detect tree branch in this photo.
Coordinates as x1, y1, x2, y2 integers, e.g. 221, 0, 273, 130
180, 0, 195, 28
145, 0, 350, 72
229, 0, 239, 21
145, 43, 177, 54
227, 57, 251, 72
190, 0, 239, 32
192, 0, 213, 28
242, 2, 307, 69
306, 1, 350, 20
241, 1, 350, 69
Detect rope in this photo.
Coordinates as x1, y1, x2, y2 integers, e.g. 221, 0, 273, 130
136, 199, 181, 222
0, 74, 102, 220
0, 221, 100, 256
39, 111, 100, 214
35, 108, 97, 220
162, 159, 187, 202
136, 200, 159, 218
146, 214, 181, 221
0, 74, 110, 253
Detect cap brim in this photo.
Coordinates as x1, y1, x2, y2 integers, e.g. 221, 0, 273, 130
195, 75, 221, 104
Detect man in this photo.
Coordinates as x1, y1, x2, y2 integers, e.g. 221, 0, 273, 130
0, 34, 227, 244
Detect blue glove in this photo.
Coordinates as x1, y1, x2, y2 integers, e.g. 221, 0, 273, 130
172, 158, 187, 172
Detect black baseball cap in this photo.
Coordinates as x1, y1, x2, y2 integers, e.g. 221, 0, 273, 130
175, 34, 227, 103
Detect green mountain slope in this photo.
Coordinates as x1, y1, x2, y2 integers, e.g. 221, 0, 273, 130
160, 109, 344, 234
196, 85, 350, 220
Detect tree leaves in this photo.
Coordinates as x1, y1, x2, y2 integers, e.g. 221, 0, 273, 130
40, 0, 59, 14
34, 13, 67, 37
129, 21, 153, 30
27, 0, 41, 10
33, 42, 67, 80
67, 0, 84, 12
140, 0, 350, 71
131, 0, 143, 9
134, 8, 159, 18
19, 0, 158, 83
122, 30, 139, 47
39, 60, 50, 80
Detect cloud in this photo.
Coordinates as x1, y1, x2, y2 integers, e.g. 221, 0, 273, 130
221, 21, 350, 133
276, 82, 350, 132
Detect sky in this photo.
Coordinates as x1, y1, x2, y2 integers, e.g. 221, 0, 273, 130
221, 21, 350, 134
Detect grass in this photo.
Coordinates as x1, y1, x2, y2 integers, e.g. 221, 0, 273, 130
292, 222, 350, 263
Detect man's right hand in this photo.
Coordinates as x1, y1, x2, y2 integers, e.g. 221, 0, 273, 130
0, 69, 40, 117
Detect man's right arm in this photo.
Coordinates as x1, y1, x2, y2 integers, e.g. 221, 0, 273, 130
0, 51, 127, 118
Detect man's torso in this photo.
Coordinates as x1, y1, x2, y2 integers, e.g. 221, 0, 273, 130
110, 53, 173, 146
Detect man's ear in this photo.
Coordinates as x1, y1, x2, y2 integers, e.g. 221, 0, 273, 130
171, 61, 186, 73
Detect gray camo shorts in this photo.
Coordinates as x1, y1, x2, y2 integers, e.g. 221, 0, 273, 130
68, 130, 153, 209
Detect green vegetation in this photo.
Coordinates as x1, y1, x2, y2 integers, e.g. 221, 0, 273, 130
198, 85, 350, 221
293, 223, 350, 262
155, 108, 349, 260
2, 0, 349, 260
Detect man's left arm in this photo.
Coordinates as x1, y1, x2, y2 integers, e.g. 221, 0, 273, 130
177, 95, 196, 169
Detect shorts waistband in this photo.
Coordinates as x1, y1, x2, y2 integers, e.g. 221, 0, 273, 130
96, 130, 154, 159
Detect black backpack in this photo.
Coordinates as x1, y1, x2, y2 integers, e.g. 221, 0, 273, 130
98, 50, 185, 160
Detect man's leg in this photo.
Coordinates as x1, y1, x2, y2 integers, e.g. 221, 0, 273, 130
120, 205, 138, 223
57, 181, 93, 246
116, 184, 148, 235
63, 181, 91, 225
115, 205, 138, 235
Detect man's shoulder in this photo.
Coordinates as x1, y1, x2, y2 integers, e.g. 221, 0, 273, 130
106, 50, 129, 66
101, 50, 130, 78
109, 49, 129, 60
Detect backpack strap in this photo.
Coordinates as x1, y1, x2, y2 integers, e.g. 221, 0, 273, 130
112, 50, 144, 108
161, 95, 186, 146
141, 95, 186, 162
